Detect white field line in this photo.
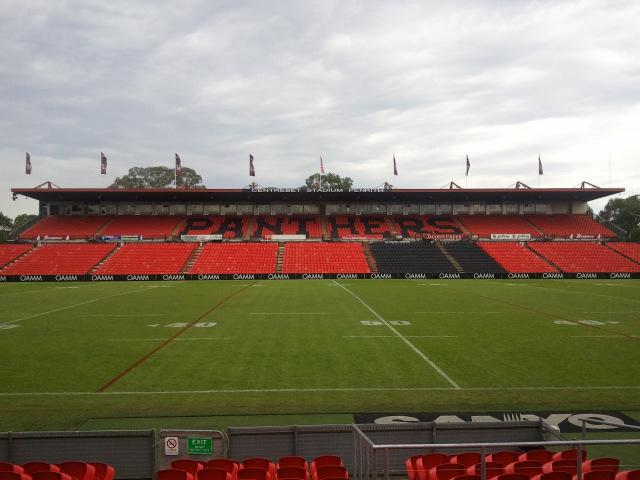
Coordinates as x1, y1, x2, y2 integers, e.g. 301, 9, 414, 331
1, 385, 639, 397
250, 312, 331, 315
332, 280, 461, 389
571, 335, 640, 338
111, 338, 231, 341
343, 335, 458, 338
414, 312, 501, 314
1, 286, 160, 326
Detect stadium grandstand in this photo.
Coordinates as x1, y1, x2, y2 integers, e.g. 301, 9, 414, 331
3, 181, 639, 281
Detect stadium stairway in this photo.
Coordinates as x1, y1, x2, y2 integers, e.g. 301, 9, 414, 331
277, 244, 285, 273
181, 244, 205, 274
436, 243, 464, 273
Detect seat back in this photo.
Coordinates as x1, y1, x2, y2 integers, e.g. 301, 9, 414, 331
277, 458, 308, 471
89, 463, 115, 480
57, 462, 96, 480
21, 464, 60, 476
276, 467, 309, 480
157, 469, 194, 480
196, 469, 231, 480
505, 461, 543, 477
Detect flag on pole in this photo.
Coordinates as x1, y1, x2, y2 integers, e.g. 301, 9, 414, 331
538, 155, 543, 175
175, 153, 182, 175
393, 155, 398, 176
249, 154, 255, 176
26, 153, 32, 174
320, 156, 325, 174
465, 155, 470, 176
101, 152, 107, 174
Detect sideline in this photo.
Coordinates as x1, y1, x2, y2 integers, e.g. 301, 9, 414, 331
331, 280, 461, 389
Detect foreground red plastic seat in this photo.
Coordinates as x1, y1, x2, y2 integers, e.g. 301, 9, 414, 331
0, 473, 31, 480
310, 457, 342, 480
520, 452, 555, 464
616, 471, 640, 480
238, 468, 269, 480
451, 453, 482, 469
158, 469, 194, 480
277, 458, 308, 471
531, 472, 573, 480
429, 463, 466, 480
583, 459, 619, 473
206, 460, 239, 478
574, 471, 616, 480
57, 461, 96, 480
21, 464, 60, 476
505, 461, 543, 477
552, 451, 587, 462
32, 472, 73, 480
314, 465, 347, 480
543, 460, 578, 476
495, 474, 529, 480
172, 460, 204, 477
242, 458, 276, 480
197, 468, 232, 480
0, 466, 24, 474
466, 462, 504, 479
89, 463, 115, 480
276, 467, 310, 480
414, 454, 451, 480
487, 453, 521, 466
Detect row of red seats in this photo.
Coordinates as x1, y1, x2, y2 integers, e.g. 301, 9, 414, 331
0, 461, 114, 480
159, 456, 347, 480
407, 451, 637, 480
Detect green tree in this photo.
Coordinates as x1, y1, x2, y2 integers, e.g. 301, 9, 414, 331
598, 194, 640, 241
0, 211, 13, 243
300, 172, 353, 191
113, 166, 206, 189
12, 213, 37, 229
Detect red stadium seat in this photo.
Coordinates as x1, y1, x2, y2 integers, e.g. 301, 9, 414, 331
574, 472, 616, 480
451, 454, 482, 469
172, 460, 204, 477
466, 462, 504, 479
552, 451, 587, 462
314, 465, 348, 480
428, 463, 466, 480
582, 459, 619, 473
32, 473, 73, 480
238, 468, 269, 480
542, 460, 578, 476
21, 463, 60, 476
89, 463, 115, 480
276, 467, 310, 480
504, 461, 543, 477
196, 469, 232, 480
616, 471, 640, 480
0, 467, 24, 475
487, 453, 521, 466
158, 469, 194, 480
277, 458, 308, 471
57, 462, 96, 480
519, 452, 555, 464
0, 473, 31, 480
206, 460, 239, 478
414, 454, 451, 480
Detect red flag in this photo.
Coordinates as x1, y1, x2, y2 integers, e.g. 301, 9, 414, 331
249, 154, 255, 176
26, 153, 32, 174
538, 155, 543, 175
465, 155, 470, 176
393, 155, 398, 176
175, 153, 182, 175
101, 152, 107, 174
320, 156, 325, 174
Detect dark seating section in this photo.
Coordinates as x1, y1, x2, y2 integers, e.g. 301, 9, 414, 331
369, 243, 458, 273
327, 216, 394, 239
252, 216, 323, 239
442, 243, 507, 274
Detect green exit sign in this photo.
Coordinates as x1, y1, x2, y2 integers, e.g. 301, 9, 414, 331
187, 437, 212, 455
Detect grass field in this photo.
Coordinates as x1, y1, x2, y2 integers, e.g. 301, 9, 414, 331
1, 279, 639, 434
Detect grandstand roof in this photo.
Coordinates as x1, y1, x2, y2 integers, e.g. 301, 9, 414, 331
12, 185, 624, 204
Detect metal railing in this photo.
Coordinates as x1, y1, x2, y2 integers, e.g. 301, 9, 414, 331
352, 425, 640, 480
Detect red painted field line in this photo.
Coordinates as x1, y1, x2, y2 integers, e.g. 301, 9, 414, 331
97, 282, 257, 393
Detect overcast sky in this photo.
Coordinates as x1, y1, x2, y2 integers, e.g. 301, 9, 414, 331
2, 0, 639, 220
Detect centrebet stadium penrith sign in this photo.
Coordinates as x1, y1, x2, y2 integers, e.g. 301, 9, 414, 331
0, 272, 638, 282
